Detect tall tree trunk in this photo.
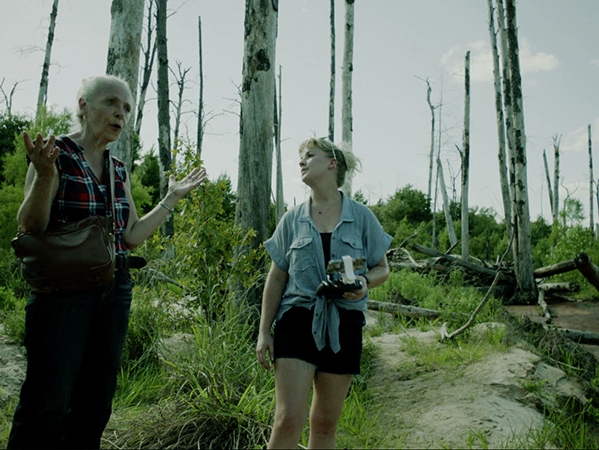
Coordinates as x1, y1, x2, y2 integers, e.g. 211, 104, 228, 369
341, 0, 355, 151
36, 0, 60, 121
106, 0, 145, 172
438, 156, 458, 247
328, 0, 336, 142
274, 65, 285, 223
505, 0, 536, 302
589, 124, 594, 231
487, 0, 512, 238
196, 15, 205, 157
234, 0, 278, 305
425, 79, 435, 203
542, 149, 554, 218
171, 62, 191, 162
134, 0, 157, 139
461, 51, 471, 261
496, 0, 519, 259
156, 0, 173, 238
552, 134, 561, 225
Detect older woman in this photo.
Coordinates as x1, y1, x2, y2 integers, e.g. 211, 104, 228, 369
256, 137, 392, 449
8, 75, 207, 449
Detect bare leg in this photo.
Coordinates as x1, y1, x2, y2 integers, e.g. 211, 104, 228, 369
308, 372, 353, 449
268, 358, 315, 449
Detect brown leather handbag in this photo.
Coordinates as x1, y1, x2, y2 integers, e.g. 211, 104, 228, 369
11, 158, 117, 294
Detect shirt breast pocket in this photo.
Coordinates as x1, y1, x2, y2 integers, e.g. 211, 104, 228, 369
288, 236, 314, 274
339, 235, 364, 260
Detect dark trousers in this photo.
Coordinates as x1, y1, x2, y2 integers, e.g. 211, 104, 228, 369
7, 269, 133, 449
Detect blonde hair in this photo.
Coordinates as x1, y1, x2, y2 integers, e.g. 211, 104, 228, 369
298, 137, 361, 189
75, 75, 132, 126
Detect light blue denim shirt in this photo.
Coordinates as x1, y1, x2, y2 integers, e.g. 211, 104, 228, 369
264, 192, 392, 353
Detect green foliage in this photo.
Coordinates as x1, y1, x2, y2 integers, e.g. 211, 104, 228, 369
0, 185, 22, 251
129, 171, 153, 214
0, 112, 31, 183
135, 150, 160, 212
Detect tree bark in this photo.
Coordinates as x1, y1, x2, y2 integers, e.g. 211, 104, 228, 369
589, 124, 594, 231
552, 134, 561, 225
575, 252, 599, 294
438, 156, 457, 246
533, 259, 577, 278
156, 0, 174, 238
425, 79, 435, 203
134, 0, 157, 139
505, 0, 536, 302
234, 0, 278, 305
196, 15, 205, 157
171, 62, 191, 160
274, 65, 285, 223
341, 0, 354, 147
36, 0, 60, 121
367, 300, 440, 319
106, 0, 145, 172
328, 0, 336, 142
542, 149, 554, 218
487, 0, 512, 238
461, 51, 471, 261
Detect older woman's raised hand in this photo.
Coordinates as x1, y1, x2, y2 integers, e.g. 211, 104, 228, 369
23, 132, 59, 178
167, 167, 208, 199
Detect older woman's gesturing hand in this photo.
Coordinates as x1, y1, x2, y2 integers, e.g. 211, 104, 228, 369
167, 167, 208, 199
23, 132, 59, 178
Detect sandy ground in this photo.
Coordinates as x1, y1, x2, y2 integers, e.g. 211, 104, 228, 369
1, 306, 596, 449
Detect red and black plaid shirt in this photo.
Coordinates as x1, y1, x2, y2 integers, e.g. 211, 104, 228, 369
48, 136, 130, 254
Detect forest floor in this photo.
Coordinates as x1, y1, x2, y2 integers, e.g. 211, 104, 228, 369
1, 302, 598, 449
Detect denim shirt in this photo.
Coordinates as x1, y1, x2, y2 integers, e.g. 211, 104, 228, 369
264, 192, 392, 353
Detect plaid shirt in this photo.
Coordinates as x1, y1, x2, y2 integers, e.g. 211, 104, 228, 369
48, 136, 130, 254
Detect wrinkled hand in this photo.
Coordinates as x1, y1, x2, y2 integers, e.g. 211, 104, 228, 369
23, 132, 59, 178
167, 167, 208, 200
342, 275, 368, 301
256, 332, 274, 371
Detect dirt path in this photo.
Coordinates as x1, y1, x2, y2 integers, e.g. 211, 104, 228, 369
367, 325, 588, 448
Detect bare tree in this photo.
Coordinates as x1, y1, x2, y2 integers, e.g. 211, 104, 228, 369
328, 0, 336, 142
552, 134, 561, 225
589, 124, 594, 231
0, 79, 22, 117
487, 0, 512, 237
424, 78, 435, 202
274, 65, 285, 223
196, 15, 205, 156
542, 149, 554, 218
134, 0, 157, 138
170, 61, 192, 159
460, 51, 471, 261
438, 156, 458, 246
341, 0, 355, 146
234, 0, 278, 305
36, 0, 60, 120
106, 0, 145, 171
505, 0, 536, 302
156, 0, 173, 238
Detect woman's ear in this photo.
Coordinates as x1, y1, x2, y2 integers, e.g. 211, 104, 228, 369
78, 97, 87, 118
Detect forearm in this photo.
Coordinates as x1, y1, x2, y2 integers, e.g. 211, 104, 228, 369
259, 264, 288, 334
17, 173, 58, 233
361, 256, 390, 289
123, 195, 175, 249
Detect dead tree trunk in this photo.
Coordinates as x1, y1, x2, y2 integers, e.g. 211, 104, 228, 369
234, 0, 278, 305
196, 15, 205, 157
552, 134, 561, 225
106, 0, 145, 172
438, 156, 458, 247
589, 124, 594, 231
328, 0, 336, 142
543, 149, 554, 218
156, 0, 174, 238
341, 0, 354, 147
425, 79, 435, 203
505, 0, 536, 302
487, 0, 512, 237
274, 65, 285, 223
134, 0, 157, 139
460, 51, 471, 261
36, 0, 60, 121
171, 62, 191, 161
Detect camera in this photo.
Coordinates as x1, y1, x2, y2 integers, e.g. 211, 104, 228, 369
316, 256, 366, 299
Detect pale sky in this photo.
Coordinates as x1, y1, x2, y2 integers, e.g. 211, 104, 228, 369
1, 0, 598, 224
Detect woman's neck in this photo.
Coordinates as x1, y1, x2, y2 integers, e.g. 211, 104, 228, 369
68, 130, 108, 156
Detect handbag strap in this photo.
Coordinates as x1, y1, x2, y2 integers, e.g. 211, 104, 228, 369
109, 155, 116, 231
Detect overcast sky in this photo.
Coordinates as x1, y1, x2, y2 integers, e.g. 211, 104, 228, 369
2, 0, 598, 224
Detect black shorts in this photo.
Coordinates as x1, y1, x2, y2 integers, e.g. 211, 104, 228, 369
273, 305, 365, 375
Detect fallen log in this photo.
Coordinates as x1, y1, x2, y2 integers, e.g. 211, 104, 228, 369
550, 327, 599, 346
575, 252, 599, 294
534, 259, 577, 278
409, 243, 513, 283
537, 289, 552, 324
367, 300, 440, 319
